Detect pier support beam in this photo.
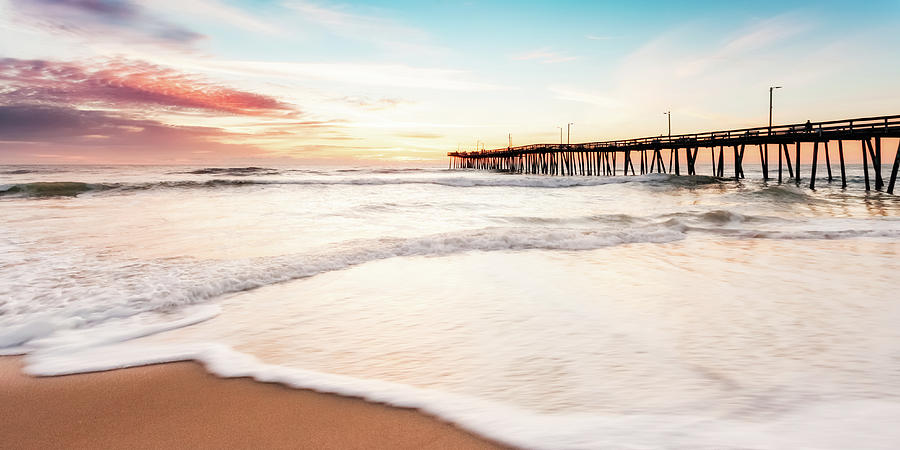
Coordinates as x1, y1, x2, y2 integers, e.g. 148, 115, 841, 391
674, 148, 681, 176
862, 139, 871, 191
691, 148, 699, 175
810, 141, 819, 190
718, 146, 724, 177
838, 140, 847, 189
759, 144, 768, 180
783, 143, 794, 179
874, 138, 884, 190
778, 142, 783, 183
733, 145, 740, 182
888, 140, 900, 194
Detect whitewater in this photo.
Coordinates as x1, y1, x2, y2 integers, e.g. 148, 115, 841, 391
2, 164, 900, 449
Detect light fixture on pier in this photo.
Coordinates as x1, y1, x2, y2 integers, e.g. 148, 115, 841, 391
663, 111, 671, 138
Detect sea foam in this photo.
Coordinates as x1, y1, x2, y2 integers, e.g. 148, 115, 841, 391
4, 215, 900, 353
0, 224, 688, 351
22, 338, 900, 450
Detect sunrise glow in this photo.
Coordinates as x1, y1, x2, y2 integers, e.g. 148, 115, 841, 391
1, 0, 898, 165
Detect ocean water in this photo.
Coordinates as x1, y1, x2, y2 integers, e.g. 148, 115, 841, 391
2, 164, 900, 449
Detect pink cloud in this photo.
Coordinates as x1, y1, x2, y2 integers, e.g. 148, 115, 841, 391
0, 58, 295, 116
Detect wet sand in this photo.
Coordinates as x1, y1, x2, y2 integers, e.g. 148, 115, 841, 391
0, 357, 504, 449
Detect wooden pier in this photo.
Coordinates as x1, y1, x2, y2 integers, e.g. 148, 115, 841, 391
448, 115, 900, 193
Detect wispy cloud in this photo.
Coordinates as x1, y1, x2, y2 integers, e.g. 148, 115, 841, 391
11, 0, 203, 45
570, 12, 826, 133
512, 48, 577, 64
395, 132, 444, 139
183, 59, 503, 91
284, 1, 435, 53
673, 14, 814, 78
340, 96, 407, 111
585, 34, 617, 41
549, 85, 620, 108
147, 0, 284, 36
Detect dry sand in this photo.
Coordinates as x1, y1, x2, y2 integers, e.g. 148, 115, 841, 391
0, 357, 504, 449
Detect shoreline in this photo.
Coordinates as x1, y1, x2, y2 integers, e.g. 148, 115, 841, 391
0, 356, 504, 449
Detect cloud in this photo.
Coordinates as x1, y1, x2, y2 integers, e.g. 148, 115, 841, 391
184, 59, 502, 91
0, 103, 283, 163
284, 1, 432, 52
535, 12, 837, 140
0, 58, 296, 116
585, 34, 617, 41
0, 104, 223, 142
672, 14, 813, 78
11, 0, 203, 45
340, 96, 406, 110
549, 85, 621, 108
395, 132, 444, 139
512, 48, 577, 64
147, 0, 284, 36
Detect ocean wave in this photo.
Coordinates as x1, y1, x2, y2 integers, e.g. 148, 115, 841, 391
661, 209, 788, 226
0, 174, 717, 198
0, 182, 118, 198
744, 184, 821, 203
0, 224, 687, 349
4, 213, 899, 351
335, 168, 427, 174
494, 210, 787, 228
178, 167, 280, 176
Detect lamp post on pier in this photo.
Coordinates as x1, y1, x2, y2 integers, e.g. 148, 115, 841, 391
768, 86, 782, 182
664, 111, 672, 172
567, 122, 574, 145
557, 126, 563, 145
769, 86, 782, 129
664, 111, 671, 138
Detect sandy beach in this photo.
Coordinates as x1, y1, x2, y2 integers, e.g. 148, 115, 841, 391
0, 357, 503, 449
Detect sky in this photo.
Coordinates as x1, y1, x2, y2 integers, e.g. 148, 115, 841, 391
0, 0, 898, 165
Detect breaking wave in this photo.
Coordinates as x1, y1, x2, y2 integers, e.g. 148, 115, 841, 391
746, 184, 820, 202
4, 212, 899, 351
1, 173, 723, 199
0, 182, 117, 198
179, 167, 280, 176
0, 224, 686, 350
